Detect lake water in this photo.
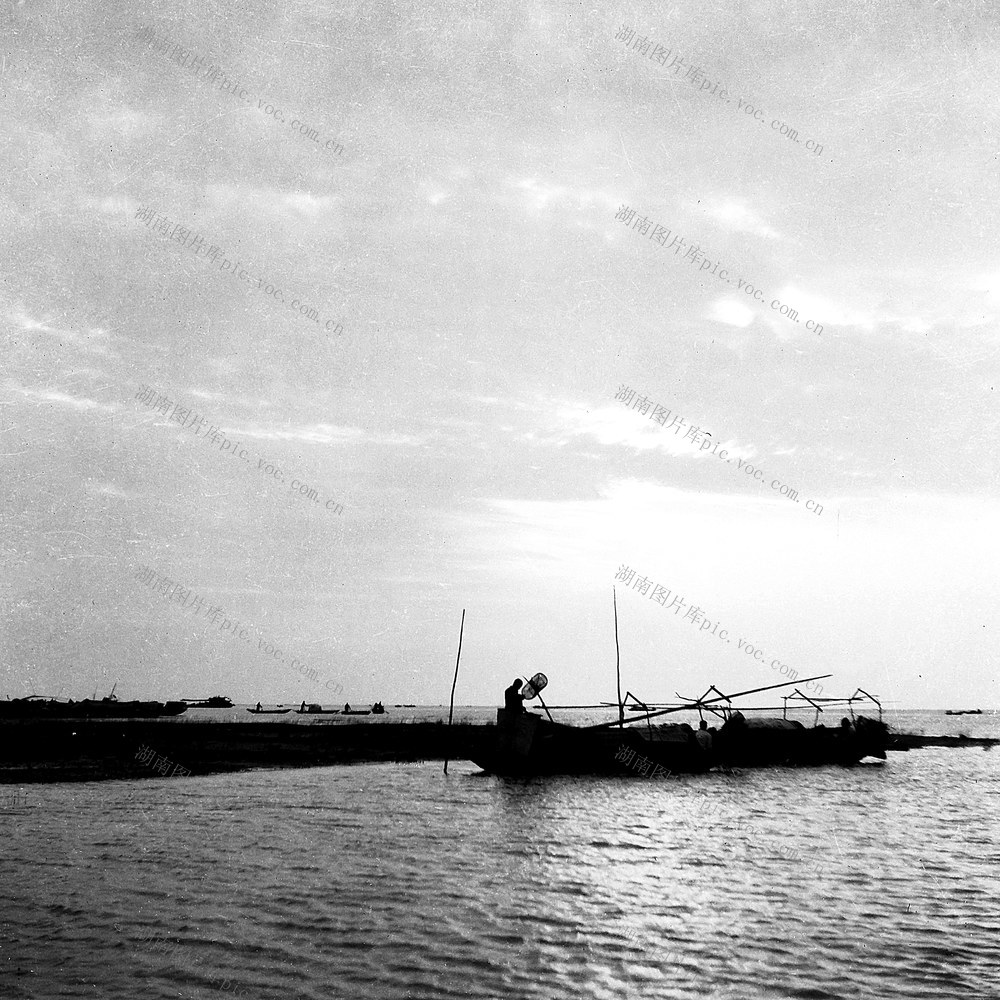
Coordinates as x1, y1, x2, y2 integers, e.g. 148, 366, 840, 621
1, 710, 998, 999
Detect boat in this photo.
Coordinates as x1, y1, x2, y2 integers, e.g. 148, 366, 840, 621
468, 678, 889, 777
341, 709, 372, 716
945, 709, 983, 715
295, 703, 340, 715
465, 589, 890, 776
246, 707, 292, 715
0, 694, 188, 720
183, 696, 233, 708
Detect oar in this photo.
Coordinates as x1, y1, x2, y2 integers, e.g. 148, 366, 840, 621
584, 674, 832, 730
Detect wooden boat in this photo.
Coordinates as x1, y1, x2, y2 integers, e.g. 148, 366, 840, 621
468, 680, 889, 777
945, 709, 982, 715
295, 704, 340, 715
460, 592, 888, 778
0, 695, 188, 719
184, 696, 233, 708
341, 709, 372, 716
246, 707, 291, 715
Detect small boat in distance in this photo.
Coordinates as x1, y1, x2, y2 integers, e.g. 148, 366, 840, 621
295, 703, 340, 715
341, 703, 372, 715
247, 704, 292, 715
0, 694, 188, 719
945, 709, 983, 715
184, 696, 233, 708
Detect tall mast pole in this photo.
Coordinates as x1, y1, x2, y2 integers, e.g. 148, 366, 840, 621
614, 587, 623, 728
443, 609, 466, 775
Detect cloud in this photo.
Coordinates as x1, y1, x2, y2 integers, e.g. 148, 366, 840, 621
282, 192, 339, 217
556, 403, 697, 456
510, 177, 620, 215
552, 402, 758, 463
708, 298, 756, 327
4, 308, 114, 355
221, 421, 424, 447
77, 194, 135, 215
205, 184, 338, 219
6, 382, 115, 412
88, 481, 129, 498
86, 108, 158, 137
698, 197, 781, 240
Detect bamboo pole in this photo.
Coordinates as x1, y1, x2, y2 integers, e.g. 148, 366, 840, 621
584, 674, 833, 730
442, 609, 466, 775
613, 587, 623, 729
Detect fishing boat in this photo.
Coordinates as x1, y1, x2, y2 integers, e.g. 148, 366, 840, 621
945, 709, 983, 715
295, 703, 340, 715
184, 696, 233, 708
0, 694, 188, 720
466, 587, 888, 775
246, 706, 291, 715
341, 709, 372, 716
469, 680, 888, 776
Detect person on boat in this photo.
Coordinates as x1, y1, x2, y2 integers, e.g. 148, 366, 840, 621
504, 678, 525, 714
255, 702, 262, 712
696, 718, 713, 752
300, 701, 306, 712
344, 703, 351, 713
840, 717, 854, 731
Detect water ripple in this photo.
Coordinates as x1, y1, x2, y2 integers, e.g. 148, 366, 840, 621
0, 748, 998, 999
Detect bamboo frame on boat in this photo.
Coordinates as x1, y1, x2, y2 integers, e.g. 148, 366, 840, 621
583, 674, 833, 730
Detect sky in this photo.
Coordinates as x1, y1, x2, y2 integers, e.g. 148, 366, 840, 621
2, 0, 999, 710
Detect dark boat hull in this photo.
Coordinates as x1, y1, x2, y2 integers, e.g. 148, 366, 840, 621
469, 711, 888, 776
0, 699, 188, 720
246, 709, 292, 715
714, 715, 888, 768
470, 711, 709, 776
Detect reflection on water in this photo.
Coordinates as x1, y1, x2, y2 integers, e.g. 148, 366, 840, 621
0, 738, 998, 999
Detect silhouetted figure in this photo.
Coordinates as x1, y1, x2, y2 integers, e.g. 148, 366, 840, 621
301, 701, 306, 712
344, 703, 351, 713
695, 718, 713, 753
841, 717, 853, 731
255, 702, 262, 712
504, 677, 525, 713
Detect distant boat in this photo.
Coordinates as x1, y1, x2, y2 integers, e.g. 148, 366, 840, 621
0, 695, 188, 719
246, 707, 291, 715
184, 696, 233, 708
341, 709, 372, 716
945, 709, 983, 715
295, 703, 340, 715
